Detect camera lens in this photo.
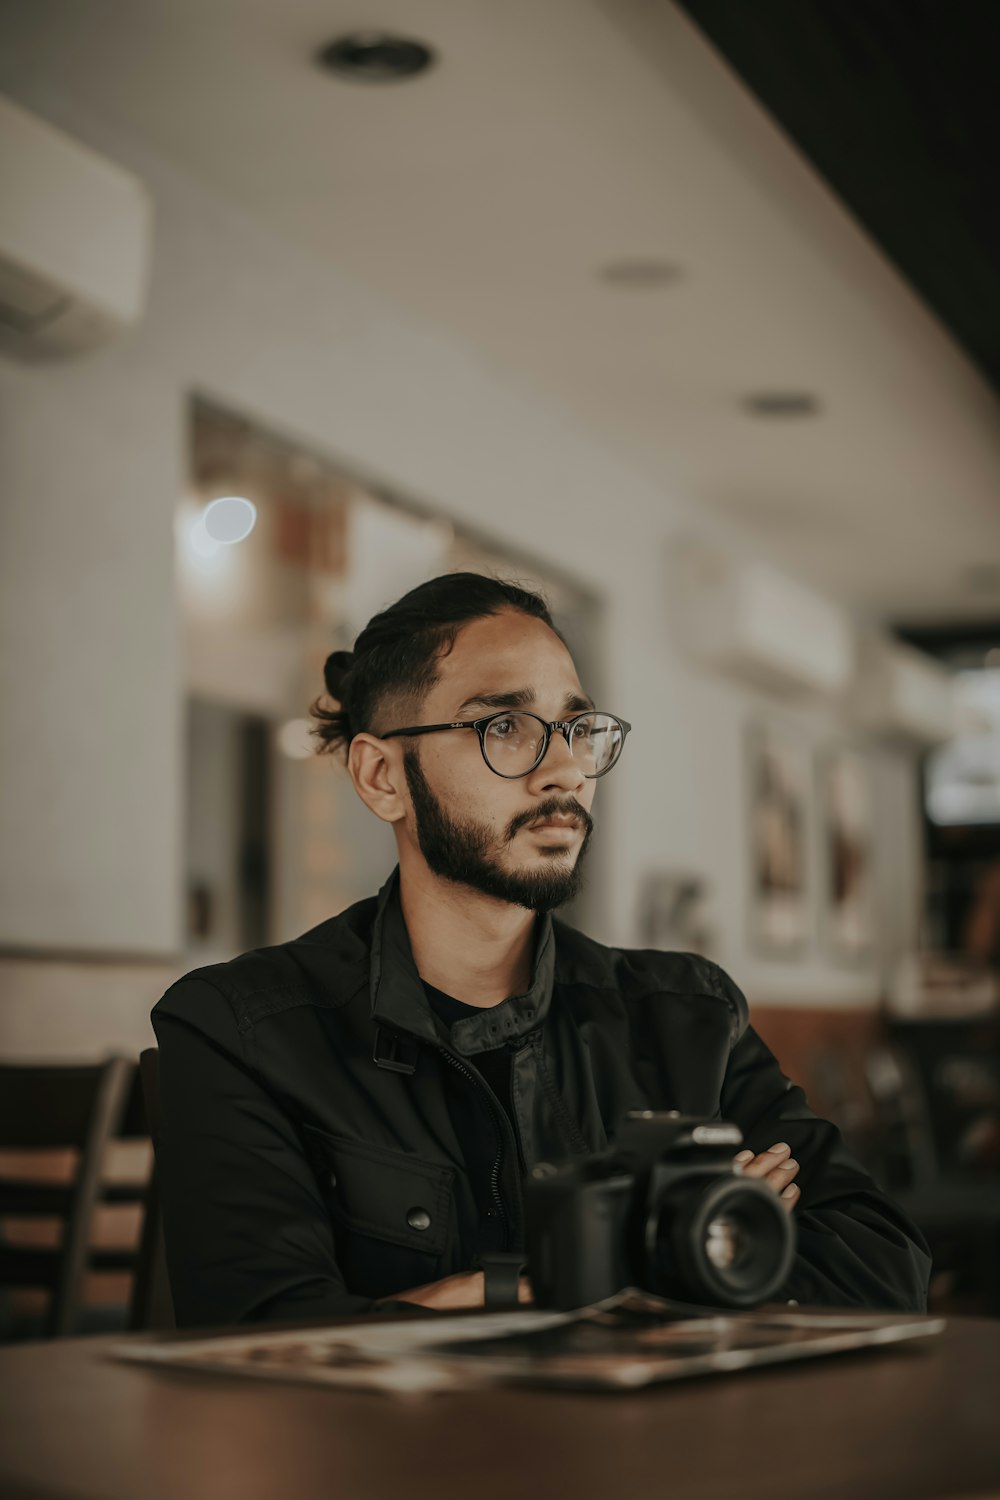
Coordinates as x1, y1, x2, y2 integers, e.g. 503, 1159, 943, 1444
649, 1176, 796, 1308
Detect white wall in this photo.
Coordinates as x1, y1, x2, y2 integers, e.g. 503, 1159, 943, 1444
0, 92, 923, 1056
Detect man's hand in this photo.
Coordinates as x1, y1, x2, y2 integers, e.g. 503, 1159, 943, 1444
734, 1140, 800, 1213
378, 1270, 534, 1311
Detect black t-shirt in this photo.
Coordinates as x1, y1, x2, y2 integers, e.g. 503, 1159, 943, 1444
422, 983, 515, 1135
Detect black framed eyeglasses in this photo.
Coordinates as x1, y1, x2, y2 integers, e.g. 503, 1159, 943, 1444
382, 710, 632, 780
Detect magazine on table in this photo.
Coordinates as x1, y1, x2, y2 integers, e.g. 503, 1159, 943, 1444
111, 1290, 945, 1396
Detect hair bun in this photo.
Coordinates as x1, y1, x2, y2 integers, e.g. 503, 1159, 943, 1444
323, 649, 355, 699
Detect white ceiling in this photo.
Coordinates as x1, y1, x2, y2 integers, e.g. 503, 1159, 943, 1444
3, 0, 999, 623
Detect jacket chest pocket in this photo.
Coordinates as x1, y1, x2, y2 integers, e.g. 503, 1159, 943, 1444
301, 1125, 455, 1296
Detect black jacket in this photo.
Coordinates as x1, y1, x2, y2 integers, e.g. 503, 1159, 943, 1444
151, 869, 931, 1327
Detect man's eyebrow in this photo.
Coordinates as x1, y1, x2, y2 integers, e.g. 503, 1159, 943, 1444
454, 688, 595, 717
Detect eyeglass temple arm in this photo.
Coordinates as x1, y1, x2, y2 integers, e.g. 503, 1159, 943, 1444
382, 722, 475, 739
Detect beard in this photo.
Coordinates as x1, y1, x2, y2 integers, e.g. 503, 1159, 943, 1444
402, 748, 594, 914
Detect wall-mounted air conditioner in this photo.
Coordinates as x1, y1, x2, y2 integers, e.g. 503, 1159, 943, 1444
666, 536, 855, 698
0, 94, 152, 357
850, 636, 957, 745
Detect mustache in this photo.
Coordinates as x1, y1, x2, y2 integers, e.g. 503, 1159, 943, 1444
505, 797, 594, 844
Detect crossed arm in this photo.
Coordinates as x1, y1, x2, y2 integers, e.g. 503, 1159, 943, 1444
388, 1142, 802, 1310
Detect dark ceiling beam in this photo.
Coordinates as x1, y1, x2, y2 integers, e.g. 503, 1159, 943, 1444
675, 0, 1000, 393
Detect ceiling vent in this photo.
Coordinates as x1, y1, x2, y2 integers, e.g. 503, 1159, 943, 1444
0, 95, 152, 358
316, 33, 436, 82
742, 392, 821, 418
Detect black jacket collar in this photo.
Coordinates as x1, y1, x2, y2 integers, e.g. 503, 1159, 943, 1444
368, 867, 556, 1055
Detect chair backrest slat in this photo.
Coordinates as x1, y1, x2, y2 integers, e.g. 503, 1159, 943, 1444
0, 1064, 117, 1148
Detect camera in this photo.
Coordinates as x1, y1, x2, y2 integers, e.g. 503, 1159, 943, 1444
524, 1111, 797, 1310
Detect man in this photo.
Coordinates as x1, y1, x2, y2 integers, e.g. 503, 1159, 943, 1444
152, 573, 931, 1326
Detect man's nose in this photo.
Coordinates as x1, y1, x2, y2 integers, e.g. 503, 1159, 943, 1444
528, 727, 587, 792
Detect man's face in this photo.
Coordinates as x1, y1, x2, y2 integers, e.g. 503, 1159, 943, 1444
394, 610, 599, 913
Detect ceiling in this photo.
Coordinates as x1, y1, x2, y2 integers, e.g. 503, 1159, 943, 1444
2, 0, 998, 625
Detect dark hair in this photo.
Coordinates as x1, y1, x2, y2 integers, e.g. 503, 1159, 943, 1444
310, 572, 559, 759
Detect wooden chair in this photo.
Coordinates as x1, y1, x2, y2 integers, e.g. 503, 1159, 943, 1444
0, 1054, 176, 1338
0, 1056, 136, 1337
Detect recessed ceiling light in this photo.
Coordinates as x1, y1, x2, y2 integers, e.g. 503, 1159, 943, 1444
316, 31, 436, 83
598, 259, 683, 289
742, 392, 821, 417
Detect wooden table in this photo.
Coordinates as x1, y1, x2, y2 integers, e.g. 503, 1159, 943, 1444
0, 1315, 998, 1500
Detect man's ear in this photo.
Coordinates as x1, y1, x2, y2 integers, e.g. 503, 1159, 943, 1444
347, 733, 407, 824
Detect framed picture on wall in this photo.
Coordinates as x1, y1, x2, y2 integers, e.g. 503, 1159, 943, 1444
819, 746, 874, 962
746, 722, 810, 956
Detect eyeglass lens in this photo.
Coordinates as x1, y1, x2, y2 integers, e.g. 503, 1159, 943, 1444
482, 713, 623, 776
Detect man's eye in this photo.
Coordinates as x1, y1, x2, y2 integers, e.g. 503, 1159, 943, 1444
491, 718, 515, 737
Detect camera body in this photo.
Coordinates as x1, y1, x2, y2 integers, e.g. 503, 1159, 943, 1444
524, 1111, 797, 1310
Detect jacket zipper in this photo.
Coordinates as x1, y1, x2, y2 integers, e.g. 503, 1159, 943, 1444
438, 1046, 520, 1244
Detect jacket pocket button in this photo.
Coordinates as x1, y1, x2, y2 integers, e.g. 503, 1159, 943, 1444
407, 1207, 431, 1232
